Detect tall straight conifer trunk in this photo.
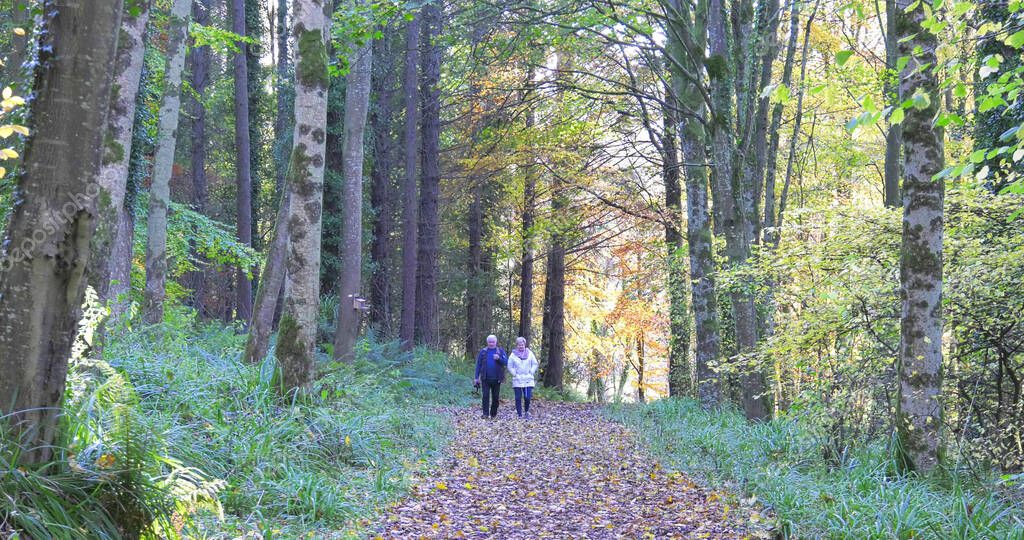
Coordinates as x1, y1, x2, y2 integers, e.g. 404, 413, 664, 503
275, 0, 331, 392
415, 3, 442, 348
187, 0, 211, 315
143, 0, 193, 324
0, 0, 124, 463
334, 41, 374, 362
232, 0, 255, 321
398, 13, 421, 350
368, 26, 397, 333
895, 0, 945, 474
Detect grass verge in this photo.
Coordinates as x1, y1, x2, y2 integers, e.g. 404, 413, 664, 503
604, 399, 1024, 540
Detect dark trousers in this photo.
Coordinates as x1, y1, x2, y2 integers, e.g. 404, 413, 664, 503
514, 386, 533, 416
481, 379, 501, 417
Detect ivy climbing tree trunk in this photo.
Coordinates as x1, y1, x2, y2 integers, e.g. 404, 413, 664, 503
333, 41, 374, 363
708, 0, 769, 420
275, 0, 330, 392
895, 0, 945, 474
665, 0, 721, 407
662, 76, 691, 398
398, 12, 421, 350
143, 0, 193, 325
415, 3, 442, 348
89, 0, 152, 307
232, 0, 255, 322
0, 0, 123, 464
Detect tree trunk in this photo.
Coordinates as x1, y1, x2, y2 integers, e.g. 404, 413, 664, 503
882, 0, 901, 207
369, 27, 396, 334
275, 0, 331, 393
541, 234, 566, 390
666, 0, 721, 407
0, 0, 123, 464
415, 3, 442, 348
245, 0, 264, 253
518, 108, 537, 342
333, 41, 374, 363
186, 0, 211, 316
246, 0, 292, 364
662, 76, 691, 398
763, 0, 799, 243
274, 0, 292, 199
143, 0, 193, 325
398, 13, 421, 350
708, 0, 769, 420
245, 187, 290, 364
232, 0, 255, 322
88, 0, 152, 306
540, 53, 571, 391
895, 0, 945, 474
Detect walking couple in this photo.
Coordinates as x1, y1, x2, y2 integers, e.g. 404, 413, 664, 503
474, 335, 538, 420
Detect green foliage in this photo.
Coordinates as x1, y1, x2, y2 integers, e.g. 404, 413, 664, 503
606, 399, 1024, 539
129, 194, 259, 305
97, 311, 472, 537
2, 295, 222, 540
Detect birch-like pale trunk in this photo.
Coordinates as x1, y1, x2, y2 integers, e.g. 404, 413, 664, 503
275, 0, 331, 392
895, 0, 945, 474
89, 0, 152, 311
333, 41, 374, 362
143, 0, 193, 324
0, 0, 123, 464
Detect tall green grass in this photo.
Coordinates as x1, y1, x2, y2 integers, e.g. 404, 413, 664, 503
605, 399, 1024, 539
2, 307, 473, 539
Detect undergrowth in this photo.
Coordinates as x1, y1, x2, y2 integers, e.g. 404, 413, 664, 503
2, 307, 473, 539
605, 399, 1024, 540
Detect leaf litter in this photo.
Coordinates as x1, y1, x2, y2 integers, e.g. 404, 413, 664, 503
376, 402, 772, 539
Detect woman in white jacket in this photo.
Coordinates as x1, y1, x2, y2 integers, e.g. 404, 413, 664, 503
508, 337, 539, 419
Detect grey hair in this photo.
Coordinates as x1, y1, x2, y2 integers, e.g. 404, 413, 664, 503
516, 337, 527, 345
486, 334, 498, 342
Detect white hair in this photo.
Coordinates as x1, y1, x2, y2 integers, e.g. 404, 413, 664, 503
516, 336, 527, 345
486, 335, 497, 342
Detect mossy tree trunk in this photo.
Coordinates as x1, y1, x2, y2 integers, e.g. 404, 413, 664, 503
707, 0, 769, 420
143, 0, 193, 324
275, 0, 331, 392
0, 0, 123, 464
665, 0, 722, 407
894, 0, 945, 474
89, 0, 152, 310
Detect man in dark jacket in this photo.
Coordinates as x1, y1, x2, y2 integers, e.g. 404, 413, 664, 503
474, 334, 508, 419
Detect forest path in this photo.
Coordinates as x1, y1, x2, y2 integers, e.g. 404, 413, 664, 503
376, 401, 765, 539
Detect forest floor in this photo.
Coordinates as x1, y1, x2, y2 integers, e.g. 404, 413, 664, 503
375, 401, 771, 539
